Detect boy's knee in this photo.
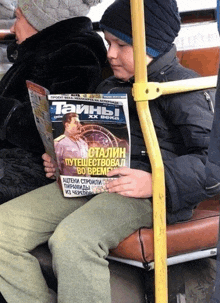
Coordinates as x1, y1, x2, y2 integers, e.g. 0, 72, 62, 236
49, 218, 89, 259
0, 206, 20, 248
0, 205, 13, 230
49, 220, 72, 253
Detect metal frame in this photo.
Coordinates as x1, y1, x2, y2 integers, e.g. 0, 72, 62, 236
108, 248, 217, 270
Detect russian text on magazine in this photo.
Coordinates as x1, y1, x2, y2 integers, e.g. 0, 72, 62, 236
27, 80, 131, 198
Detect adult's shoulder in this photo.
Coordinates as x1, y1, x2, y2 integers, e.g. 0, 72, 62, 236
24, 16, 106, 65
55, 16, 107, 67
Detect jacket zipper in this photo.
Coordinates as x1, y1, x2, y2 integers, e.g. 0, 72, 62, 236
204, 92, 214, 113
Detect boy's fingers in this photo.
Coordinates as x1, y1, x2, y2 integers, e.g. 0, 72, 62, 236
107, 167, 129, 177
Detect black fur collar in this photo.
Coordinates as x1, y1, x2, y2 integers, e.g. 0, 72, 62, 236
8, 17, 94, 63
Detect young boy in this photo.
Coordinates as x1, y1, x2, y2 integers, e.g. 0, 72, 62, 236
0, 0, 215, 302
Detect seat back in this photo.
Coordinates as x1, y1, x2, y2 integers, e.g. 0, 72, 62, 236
177, 48, 220, 76
110, 198, 219, 264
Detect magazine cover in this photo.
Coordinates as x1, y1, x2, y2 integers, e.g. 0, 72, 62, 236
27, 81, 130, 197
26, 81, 60, 178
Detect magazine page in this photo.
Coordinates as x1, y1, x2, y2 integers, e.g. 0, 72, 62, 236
48, 93, 130, 197
26, 81, 59, 178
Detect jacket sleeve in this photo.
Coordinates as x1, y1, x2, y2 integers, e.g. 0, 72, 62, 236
205, 82, 220, 197
31, 42, 105, 95
0, 96, 45, 153
0, 41, 106, 152
0, 96, 21, 141
161, 89, 214, 217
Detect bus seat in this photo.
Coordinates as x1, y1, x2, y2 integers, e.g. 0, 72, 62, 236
109, 205, 219, 264
0, 30, 15, 80
31, 196, 219, 287
0, 29, 11, 40
177, 47, 220, 77
0, 29, 14, 41
197, 194, 220, 210
100, 47, 220, 80
175, 7, 220, 77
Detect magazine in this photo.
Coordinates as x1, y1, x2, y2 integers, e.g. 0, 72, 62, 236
27, 81, 130, 198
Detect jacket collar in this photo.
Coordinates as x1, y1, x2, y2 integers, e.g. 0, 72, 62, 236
148, 45, 178, 80
9, 17, 93, 63
124, 45, 178, 84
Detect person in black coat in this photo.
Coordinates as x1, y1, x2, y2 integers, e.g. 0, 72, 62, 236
0, 0, 106, 202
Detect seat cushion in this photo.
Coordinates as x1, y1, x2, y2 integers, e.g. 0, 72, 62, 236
32, 199, 219, 277
110, 207, 219, 263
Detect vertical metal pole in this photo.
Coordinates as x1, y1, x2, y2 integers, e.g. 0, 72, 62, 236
130, 1, 168, 302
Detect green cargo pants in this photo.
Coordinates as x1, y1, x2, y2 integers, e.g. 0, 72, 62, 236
0, 182, 152, 303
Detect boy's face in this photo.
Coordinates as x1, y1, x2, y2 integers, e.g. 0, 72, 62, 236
105, 31, 135, 82
10, 8, 38, 44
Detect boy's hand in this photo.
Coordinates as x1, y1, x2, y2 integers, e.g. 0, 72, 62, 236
42, 153, 56, 179
106, 167, 152, 198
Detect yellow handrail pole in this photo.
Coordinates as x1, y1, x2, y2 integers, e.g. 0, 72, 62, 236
139, 76, 217, 101
160, 75, 217, 95
130, 1, 168, 303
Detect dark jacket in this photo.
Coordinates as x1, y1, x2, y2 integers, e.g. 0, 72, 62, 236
205, 72, 220, 196
0, 17, 106, 203
97, 46, 215, 224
